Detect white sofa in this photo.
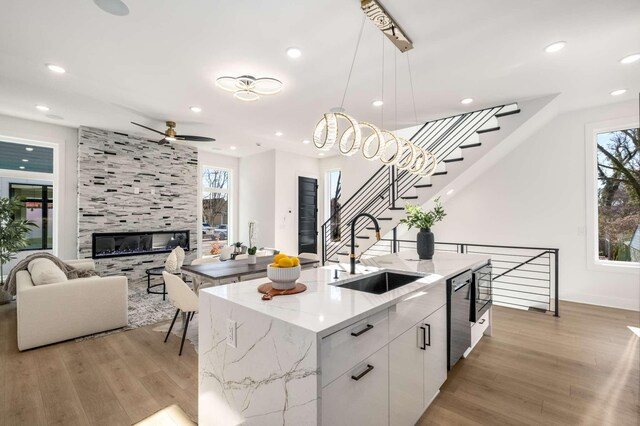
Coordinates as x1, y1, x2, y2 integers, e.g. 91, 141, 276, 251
16, 259, 128, 351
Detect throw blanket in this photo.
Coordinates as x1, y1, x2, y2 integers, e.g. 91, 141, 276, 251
2, 253, 99, 296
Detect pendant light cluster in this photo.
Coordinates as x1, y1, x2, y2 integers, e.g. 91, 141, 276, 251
313, 112, 438, 177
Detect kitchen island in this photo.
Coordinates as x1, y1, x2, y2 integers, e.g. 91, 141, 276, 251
199, 251, 490, 426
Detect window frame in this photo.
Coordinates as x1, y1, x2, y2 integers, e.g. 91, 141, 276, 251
585, 117, 640, 272
9, 183, 53, 251
200, 166, 233, 252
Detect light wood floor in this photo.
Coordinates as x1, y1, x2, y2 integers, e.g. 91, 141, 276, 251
1, 301, 638, 426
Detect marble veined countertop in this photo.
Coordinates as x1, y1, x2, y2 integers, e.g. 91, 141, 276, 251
200, 251, 489, 338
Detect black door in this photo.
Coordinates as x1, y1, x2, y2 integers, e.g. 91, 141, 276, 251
298, 176, 318, 254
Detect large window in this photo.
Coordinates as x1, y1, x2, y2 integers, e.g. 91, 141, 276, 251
596, 127, 639, 263
9, 183, 53, 250
202, 167, 231, 253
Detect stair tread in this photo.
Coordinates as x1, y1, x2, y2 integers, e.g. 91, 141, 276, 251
389, 207, 404, 210
325, 259, 339, 263
495, 109, 521, 118
377, 217, 393, 220
477, 126, 500, 134
443, 157, 463, 163
356, 236, 370, 239
414, 184, 433, 188
432, 171, 448, 176
401, 196, 418, 199
460, 142, 481, 149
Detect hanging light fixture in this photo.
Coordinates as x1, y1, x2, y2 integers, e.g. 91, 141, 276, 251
215, 75, 283, 102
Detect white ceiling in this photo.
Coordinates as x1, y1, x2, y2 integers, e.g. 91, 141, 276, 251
0, 0, 638, 158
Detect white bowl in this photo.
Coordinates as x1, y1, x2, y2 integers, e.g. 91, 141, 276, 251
267, 265, 301, 290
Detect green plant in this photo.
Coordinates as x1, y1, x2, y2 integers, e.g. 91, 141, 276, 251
248, 246, 257, 255
400, 198, 446, 231
0, 197, 37, 284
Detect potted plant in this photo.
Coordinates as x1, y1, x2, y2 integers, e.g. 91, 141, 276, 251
0, 197, 37, 304
247, 246, 257, 264
400, 197, 446, 260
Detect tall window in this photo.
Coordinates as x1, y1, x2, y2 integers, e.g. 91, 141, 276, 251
327, 170, 341, 241
596, 127, 639, 263
202, 167, 231, 252
9, 183, 53, 250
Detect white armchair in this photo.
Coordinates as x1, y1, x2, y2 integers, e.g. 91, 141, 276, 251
16, 259, 128, 351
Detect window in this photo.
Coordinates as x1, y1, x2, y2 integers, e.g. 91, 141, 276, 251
595, 127, 639, 263
202, 167, 231, 253
9, 183, 53, 250
327, 170, 341, 241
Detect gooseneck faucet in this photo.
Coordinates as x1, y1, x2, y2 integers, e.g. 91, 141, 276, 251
350, 213, 381, 274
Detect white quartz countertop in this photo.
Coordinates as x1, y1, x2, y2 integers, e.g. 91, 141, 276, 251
201, 251, 489, 338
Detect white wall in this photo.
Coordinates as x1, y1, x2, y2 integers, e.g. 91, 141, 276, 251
430, 101, 640, 311
0, 114, 78, 267
238, 151, 276, 249
198, 150, 240, 255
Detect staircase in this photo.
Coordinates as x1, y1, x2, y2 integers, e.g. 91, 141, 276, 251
321, 96, 555, 265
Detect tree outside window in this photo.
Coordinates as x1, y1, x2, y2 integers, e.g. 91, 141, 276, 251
202, 167, 230, 251
596, 128, 639, 262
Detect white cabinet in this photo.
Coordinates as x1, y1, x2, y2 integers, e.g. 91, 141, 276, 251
321, 345, 389, 426
423, 305, 447, 406
389, 324, 424, 426
389, 304, 447, 426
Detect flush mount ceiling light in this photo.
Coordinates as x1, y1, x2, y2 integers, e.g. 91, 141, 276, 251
275, 131, 283, 136
610, 89, 627, 96
94, 0, 130, 16
620, 53, 640, 64
286, 47, 302, 58
229, 146, 237, 150
35, 105, 50, 111
544, 41, 566, 53
372, 100, 384, 107
215, 75, 283, 102
189, 106, 202, 113
361, 0, 413, 52
460, 98, 473, 104
46, 64, 66, 74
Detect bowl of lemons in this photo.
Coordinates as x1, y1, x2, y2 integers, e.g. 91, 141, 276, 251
267, 254, 301, 290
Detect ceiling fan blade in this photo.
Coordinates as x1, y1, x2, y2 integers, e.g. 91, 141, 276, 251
131, 121, 167, 136
175, 135, 216, 142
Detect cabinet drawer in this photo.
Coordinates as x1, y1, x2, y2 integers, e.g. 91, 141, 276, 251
389, 282, 446, 341
321, 345, 389, 426
471, 308, 490, 349
321, 309, 388, 387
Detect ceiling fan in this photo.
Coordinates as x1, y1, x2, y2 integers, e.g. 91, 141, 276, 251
131, 121, 216, 145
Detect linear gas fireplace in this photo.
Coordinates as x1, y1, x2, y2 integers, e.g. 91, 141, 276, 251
92, 230, 190, 259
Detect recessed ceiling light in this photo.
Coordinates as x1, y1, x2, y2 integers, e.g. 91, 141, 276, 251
610, 89, 627, 96
286, 47, 302, 59
46, 64, 66, 74
620, 53, 640, 64
22, 159, 29, 162
189, 106, 202, 113
319, 153, 325, 156
229, 146, 237, 150
19, 166, 25, 170
25, 147, 34, 151
275, 131, 283, 136
46, 114, 64, 120
372, 100, 384, 107
446, 189, 454, 195
302, 140, 310, 144
94, 0, 130, 16
35, 105, 50, 111
544, 41, 566, 53
460, 98, 473, 105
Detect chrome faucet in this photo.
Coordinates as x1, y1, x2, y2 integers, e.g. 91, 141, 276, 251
350, 213, 381, 274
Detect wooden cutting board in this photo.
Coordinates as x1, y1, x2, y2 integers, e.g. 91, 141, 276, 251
257, 282, 307, 300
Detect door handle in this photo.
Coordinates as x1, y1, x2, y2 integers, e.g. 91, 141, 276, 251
424, 323, 431, 347
351, 364, 374, 381
419, 326, 426, 350
351, 324, 373, 337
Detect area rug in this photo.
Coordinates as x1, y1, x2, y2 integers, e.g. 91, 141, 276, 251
76, 281, 176, 341
152, 315, 199, 353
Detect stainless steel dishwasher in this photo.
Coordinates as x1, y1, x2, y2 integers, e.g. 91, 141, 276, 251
447, 269, 472, 369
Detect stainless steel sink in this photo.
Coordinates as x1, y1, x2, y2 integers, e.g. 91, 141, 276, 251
333, 271, 423, 294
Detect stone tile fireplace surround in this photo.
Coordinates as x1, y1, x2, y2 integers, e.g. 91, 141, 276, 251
77, 127, 198, 281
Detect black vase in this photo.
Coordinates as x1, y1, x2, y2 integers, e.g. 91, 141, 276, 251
417, 228, 435, 260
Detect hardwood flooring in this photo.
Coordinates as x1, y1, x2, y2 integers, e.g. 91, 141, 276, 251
1, 300, 638, 425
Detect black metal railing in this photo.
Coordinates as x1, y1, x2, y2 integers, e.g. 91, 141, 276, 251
364, 238, 560, 317
321, 103, 518, 264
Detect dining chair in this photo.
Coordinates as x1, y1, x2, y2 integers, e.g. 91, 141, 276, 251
255, 250, 269, 257
162, 272, 198, 356
190, 256, 220, 291
298, 252, 320, 261
219, 245, 234, 261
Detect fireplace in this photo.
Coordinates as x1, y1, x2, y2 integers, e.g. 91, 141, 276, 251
92, 230, 190, 259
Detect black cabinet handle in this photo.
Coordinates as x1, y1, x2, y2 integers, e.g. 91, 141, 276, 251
424, 323, 431, 347
479, 319, 485, 324
351, 364, 374, 381
419, 326, 426, 350
351, 324, 373, 337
